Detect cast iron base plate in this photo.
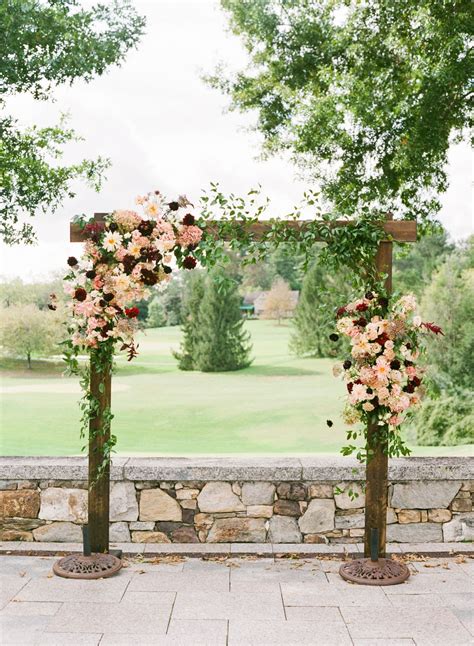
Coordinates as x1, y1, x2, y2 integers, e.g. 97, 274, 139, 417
339, 557, 410, 586
53, 553, 122, 579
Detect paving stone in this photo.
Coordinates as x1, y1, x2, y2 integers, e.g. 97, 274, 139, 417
230, 562, 326, 592
0, 574, 32, 609
391, 481, 461, 509
229, 542, 273, 555
285, 606, 346, 622
228, 619, 352, 645
0, 615, 51, 644
14, 573, 131, 603
197, 482, 245, 513
384, 573, 473, 595
100, 620, 227, 645
442, 512, 474, 542
299, 499, 335, 533
281, 581, 390, 607
207, 517, 266, 542
139, 489, 182, 522
268, 516, 302, 543
127, 570, 229, 593
120, 590, 176, 604
0, 556, 54, 577
1, 601, 61, 615
172, 591, 285, 621
36, 634, 102, 645
241, 482, 275, 505
341, 607, 472, 644
39, 488, 87, 522
47, 602, 170, 634
32, 522, 82, 543
352, 641, 415, 645
110, 482, 138, 521
1, 490, 40, 518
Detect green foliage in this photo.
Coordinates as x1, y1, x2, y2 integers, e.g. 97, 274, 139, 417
0, 0, 145, 243
146, 297, 167, 328
194, 267, 252, 372
421, 238, 474, 391
0, 275, 63, 308
212, 1, 472, 225
0, 303, 65, 368
394, 230, 454, 298
174, 272, 206, 370
290, 260, 351, 357
412, 392, 474, 446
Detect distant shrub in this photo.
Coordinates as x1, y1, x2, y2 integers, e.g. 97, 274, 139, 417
413, 392, 474, 446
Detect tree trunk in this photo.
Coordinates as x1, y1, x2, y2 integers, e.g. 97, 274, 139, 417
27, 352, 32, 370
88, 353, 112, 553
363, 227, 393, 559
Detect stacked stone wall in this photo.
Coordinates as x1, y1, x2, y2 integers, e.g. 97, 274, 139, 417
1, 457, 472, 544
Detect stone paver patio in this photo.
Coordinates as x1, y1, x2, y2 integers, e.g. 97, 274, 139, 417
0, 553, 472, 645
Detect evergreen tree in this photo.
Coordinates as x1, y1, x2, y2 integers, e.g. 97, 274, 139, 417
290, 262, 351, 358
146, 297, 166, 328
194, 267, 252, 372
173, 272, 206, 371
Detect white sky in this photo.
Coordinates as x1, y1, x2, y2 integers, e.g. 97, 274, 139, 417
1, 0, 473, 281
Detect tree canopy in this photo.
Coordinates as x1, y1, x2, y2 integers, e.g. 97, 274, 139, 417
0, 0, 145, 244
212, 0, 473, 225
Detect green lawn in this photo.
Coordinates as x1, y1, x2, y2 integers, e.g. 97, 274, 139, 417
0, 320, 471, 456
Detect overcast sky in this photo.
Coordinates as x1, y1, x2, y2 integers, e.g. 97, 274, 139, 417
1, 0, 472, 281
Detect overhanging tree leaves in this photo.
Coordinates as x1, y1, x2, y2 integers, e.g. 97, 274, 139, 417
210, 0, 473, 225
0, 0, 146, 244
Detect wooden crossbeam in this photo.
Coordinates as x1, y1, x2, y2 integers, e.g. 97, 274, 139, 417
70, 213, 417, 243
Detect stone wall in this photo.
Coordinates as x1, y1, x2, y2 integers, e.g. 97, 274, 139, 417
1, 457, 472, 544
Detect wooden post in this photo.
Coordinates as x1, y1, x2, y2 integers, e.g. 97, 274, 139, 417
363, 218, 393, 558
88, 353, 112, 553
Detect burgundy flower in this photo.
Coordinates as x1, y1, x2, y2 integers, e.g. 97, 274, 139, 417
138, 220, 154, 236
125, 307, 140, 319
85, 270, 96, 279
343, 359, 352, 370
103, 293, 114, 302
74, 288, 87, 302
183, 256, 197, 270
411, 376, 422, 387
378, 296, 389, 309
336, 306, 346, 317
168, 201, 180, 211
163, 266, 173, 274
404, 384, 415, 393
326, 420, 333, 427
355, 317, 368, 327
390, 359, 401, 370
329, 333, 339, 342
108, 222, 118, 232
356, 302, 368, 312
376, 333, 389, 346
182, 213, 195, 226
347, 382, 354, 393
67, 256, 78, 267
141, 268, 158, 285
422, 321, 444, 335
365, 291, 374, 300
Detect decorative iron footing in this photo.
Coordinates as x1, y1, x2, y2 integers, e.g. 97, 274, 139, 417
339, 557, 410, 586
53, 553, 122, 579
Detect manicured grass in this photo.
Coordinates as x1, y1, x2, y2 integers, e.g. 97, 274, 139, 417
0, 320, 471, 456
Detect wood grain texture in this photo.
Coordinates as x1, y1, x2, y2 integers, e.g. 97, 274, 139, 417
363, 233, 393, 559
88, 356, 112, 554
70, 213, 417, 242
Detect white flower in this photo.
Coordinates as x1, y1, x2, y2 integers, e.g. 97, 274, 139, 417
413, 315, 422, 327
103, 231, 123, 251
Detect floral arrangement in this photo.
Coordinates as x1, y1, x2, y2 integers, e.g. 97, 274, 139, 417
331, 291, 443, 459
63, 191, 202, 361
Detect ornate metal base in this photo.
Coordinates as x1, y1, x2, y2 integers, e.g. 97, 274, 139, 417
339, 557, 410, 586
53, 553, 122, 579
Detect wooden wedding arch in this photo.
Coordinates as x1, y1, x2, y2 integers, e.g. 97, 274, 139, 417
69, 213, 417, 575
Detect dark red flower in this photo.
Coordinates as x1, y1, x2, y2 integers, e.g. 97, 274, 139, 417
422, 321, 444, 335
390, 359, 401, 370
138, 219, 154, 236
168, 201, 180, 211
141, 268, 158, 285
74, 288, 87, 302
67, 256, 78, 267
376, 333, 389, 346
347, 382, 354, 393
103, 293, 114, 302
404, 383, 415, 393
326, 420, 333, 427
125, 307, 140, 318
108, 222, 118, 232
356, 302, 368, 312
378, 296, 389, 308
343, 359, 352, 370
85, 270, 96, 279
411, 376, 422, 387
355, 317, 368, 327
182, 213, 195, 226
336, 306, 346, 317
163, 266, 173, 274
183, 256, 197, 270
329, 333, 339, 342
365, 291, 374, 300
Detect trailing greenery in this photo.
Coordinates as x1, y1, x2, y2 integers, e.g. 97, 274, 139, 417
210, 0, 472, 228
0, 0, 145, 243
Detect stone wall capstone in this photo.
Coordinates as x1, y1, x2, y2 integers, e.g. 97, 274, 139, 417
0, 456, 472, 545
